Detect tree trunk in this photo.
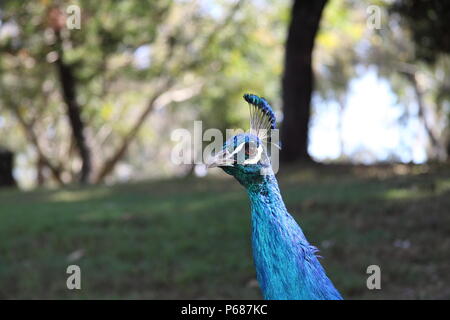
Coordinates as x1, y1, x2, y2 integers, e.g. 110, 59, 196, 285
404, 72, 444, 160
7, 104, 64, 185
0, 148, 16, 188
337, 95, 346, 159
54, 32, 92, 184
36, 156, 45, 186
281, 0, 328, 162
447, 138, 450, 160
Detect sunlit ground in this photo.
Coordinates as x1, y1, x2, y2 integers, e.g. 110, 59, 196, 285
1, 163, 449, 299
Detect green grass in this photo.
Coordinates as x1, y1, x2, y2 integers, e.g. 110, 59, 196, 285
1, 163, 450, 299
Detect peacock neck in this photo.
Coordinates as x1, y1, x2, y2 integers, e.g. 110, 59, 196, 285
246, 174, 286, 214
246, 174, 342, 300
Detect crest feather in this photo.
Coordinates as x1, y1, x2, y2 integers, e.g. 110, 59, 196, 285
243, 93, 276, 140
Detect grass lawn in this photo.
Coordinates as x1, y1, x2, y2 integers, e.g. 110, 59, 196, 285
1, 163, 449, 299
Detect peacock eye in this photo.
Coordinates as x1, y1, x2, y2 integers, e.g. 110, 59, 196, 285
244, 142, 257, 157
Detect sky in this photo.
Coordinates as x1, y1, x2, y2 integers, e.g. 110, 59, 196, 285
309, 67, 427, 164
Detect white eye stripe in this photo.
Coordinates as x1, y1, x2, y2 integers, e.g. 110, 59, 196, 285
243, 145, 263, 165
226, 141, 263, 165
230, 142, 258, 157
228, 142, 246, 157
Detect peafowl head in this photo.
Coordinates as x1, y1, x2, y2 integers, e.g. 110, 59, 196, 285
206, 94, 279, 187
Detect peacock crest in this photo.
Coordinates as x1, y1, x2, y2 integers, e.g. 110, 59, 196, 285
244, 93, 276, 141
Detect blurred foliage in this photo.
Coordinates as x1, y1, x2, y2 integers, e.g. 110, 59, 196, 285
0, 0, 287, 186
314, 0, 450, 161
0, 0, 449, 187
315, 0, 364, 100
359, 0, 450, 160
390, 0, 450, 64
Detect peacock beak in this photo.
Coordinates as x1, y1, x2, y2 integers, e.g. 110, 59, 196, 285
205, 149, 235, 168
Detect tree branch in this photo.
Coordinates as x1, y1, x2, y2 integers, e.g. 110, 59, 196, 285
8, 105, 64, 185
93, 1, 243, 183
397, 63, 443, 159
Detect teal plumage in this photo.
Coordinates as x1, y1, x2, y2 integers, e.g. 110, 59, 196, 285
248, 174, 342, 300
207, 94, 342, 300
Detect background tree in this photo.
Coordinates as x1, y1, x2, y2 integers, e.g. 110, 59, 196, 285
0, 147, 16, 187
0, 0, 248, 185
359, 0, 450, 160
389, 0, 450, 158
0, 0, 285, 187
281, 0, 328, 162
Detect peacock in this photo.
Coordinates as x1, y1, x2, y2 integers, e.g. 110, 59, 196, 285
207, 93, 342, 300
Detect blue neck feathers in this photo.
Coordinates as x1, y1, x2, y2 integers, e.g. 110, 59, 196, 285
246, 174, 342, 300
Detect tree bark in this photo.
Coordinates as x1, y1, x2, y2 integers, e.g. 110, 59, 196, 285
36, 156, 46, 186
337, 95, 346, 158
447, 138, 450, 160
404, 72, 444, 160
54, 32, 92, 184
0, 148, 16, 188
7, 103, 64, 185
281, 0, 328, 162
